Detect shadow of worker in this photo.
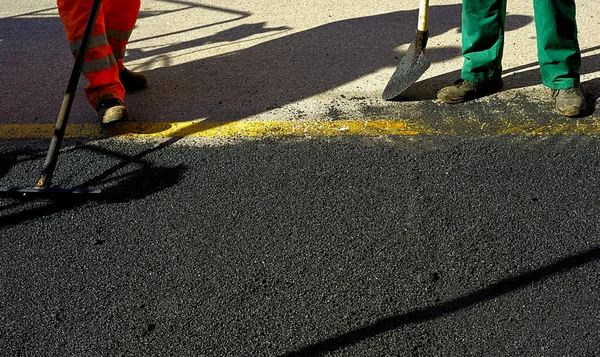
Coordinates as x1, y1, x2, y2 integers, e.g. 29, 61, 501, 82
131, 4, 532, 135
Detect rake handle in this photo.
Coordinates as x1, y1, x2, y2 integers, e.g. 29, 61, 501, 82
37, 0, 103, 188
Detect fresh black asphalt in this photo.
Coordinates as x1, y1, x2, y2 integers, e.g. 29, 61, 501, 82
1, 135, 600, 356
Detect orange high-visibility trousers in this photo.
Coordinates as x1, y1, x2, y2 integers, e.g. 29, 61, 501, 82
57, 0, 141, 108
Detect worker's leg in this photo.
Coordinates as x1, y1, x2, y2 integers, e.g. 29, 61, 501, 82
461, 0, 507, 82
56, 0, 125, 108
104, 0, 140, 71
533, 0, 585, 117
104, 0, 147, 91
437, 0, 506, 103
533, 0, 580, 89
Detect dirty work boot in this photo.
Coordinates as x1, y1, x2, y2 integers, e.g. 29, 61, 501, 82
552, 86, 586, 117
119, 68, 148, 92
96, 98, 130, 124
437, 79, 503, 104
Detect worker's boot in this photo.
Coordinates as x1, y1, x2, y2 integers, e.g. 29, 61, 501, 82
437, 79, 503, 104
119, 68, 148, 92
96, 98, 130, 124
552, 86, 586, 117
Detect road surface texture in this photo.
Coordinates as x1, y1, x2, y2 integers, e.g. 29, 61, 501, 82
1, 0, 600, 356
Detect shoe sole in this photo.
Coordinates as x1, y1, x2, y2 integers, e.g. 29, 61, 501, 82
437, 86, 503, 104
557, 106, 585, 117
437, 94, 467, 104
99, 106, 130, 124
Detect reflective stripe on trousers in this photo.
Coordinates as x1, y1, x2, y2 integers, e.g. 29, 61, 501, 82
57, 0, 141, 107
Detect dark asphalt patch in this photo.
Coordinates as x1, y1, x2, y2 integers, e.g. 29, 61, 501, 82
1, 136, 600, 356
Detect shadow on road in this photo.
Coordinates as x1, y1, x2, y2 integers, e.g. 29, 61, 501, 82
3, 3, 597, 126
130, 4, 532, 133
0, 141, 187, 228
281, 244, 600, 356
0, 4, 529, 225
0, 4, 534, 127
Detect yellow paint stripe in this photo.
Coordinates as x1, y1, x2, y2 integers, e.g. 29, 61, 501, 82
1, 118, 600, 139
0, 120, 424, 139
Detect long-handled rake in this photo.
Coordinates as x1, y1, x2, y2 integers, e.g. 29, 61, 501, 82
0, 0, 103, 197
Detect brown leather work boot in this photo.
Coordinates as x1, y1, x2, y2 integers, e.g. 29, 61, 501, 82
552, 86, 586, 117
119, 69, 148, 92
437, 79, 503, 104
96, 98, 130, 124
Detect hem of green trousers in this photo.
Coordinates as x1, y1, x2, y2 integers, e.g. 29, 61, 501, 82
460, 71, 502, 84
543, 79, 580, 91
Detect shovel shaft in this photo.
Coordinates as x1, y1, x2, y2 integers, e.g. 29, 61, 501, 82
417, 0, 430, 32
415, 29, 429, 53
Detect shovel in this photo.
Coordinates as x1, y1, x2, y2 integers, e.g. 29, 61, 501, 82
0, 0, 103, 197
382, 0, 430, 100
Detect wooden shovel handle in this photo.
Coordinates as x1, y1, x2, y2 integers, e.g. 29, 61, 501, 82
418, 0, 429, 32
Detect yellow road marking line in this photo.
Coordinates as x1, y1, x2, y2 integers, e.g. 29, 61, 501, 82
0, 120, 424, 139
1, 118, 599, 139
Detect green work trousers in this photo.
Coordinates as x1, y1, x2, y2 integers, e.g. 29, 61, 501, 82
461, 0, 581, 89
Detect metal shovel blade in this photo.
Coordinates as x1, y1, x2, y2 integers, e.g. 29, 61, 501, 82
382, 38, 431, 101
